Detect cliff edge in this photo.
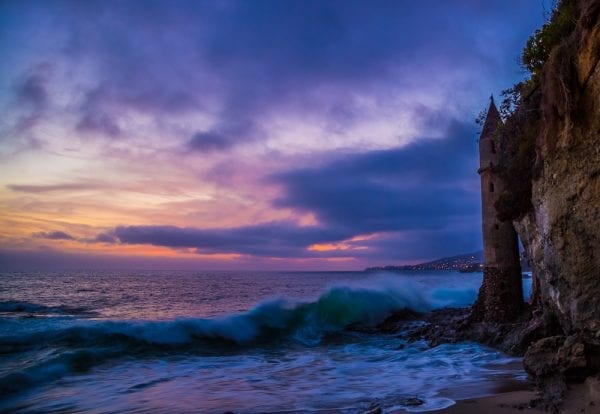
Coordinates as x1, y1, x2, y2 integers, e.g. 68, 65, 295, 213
510, 0, 600, 401
378, 1, 600, 407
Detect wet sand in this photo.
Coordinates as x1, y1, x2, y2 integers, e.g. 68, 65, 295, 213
431, 390, 542, 414
432, 378, 600, 414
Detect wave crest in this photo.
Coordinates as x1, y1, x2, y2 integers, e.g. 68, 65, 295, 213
0, 300, 97, 317
0, 278, 481, 396
3, 280, 478, 349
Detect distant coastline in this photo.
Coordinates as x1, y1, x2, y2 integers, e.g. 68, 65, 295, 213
365, 250, 531, 273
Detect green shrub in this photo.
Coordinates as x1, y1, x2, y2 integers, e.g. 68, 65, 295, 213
489, 0, 580, 221
493, 84, 541, 221
521, 0, 579, 79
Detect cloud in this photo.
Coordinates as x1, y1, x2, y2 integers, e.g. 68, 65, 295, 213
6, 183, 105, 193
15, 71, 48, 108
34, 230, 127, 245
92, 232, 117, 244
187, 119, 258, 152
114, 221, 353, 258
0, 247, 353, 271
112, 119, 483, 261
188, 131, 231, 152
33, 231, 75, 240
76, 108, 121, 138
0, 1, 549, 267
34, 230, 118, 245
271, 119, 481, 235
2, 0, 547, 151
342, 229, 481, 262
11, 65, 51, 133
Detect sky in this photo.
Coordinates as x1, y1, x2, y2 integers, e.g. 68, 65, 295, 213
0, 0, 551, 271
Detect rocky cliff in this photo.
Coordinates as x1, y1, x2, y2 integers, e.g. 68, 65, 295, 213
379, 1, 599, 406
512, 0, 600, 396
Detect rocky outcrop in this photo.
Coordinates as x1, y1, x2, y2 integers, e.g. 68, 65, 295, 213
524, 336, 593, 383
470, 266, 524, 323
380, 1, 598, 407
513, 0, 600, 397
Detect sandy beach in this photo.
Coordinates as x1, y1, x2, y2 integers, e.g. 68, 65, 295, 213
432, 391, 542, 414
432, 378, 600, 414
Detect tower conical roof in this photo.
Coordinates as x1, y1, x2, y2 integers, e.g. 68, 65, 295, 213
481, 96, 502, 140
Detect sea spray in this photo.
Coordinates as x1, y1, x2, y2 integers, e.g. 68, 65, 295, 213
0, 270, 530, 412
1, 277, 481, 351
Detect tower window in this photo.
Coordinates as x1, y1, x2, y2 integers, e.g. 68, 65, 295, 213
489, 182, 494, 192
494, 223, 499, 230
491, 141, 496, 153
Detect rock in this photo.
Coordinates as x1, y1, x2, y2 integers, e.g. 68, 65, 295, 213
513, 0, 600, 348
501, 0, 600, 400
557, 336, 589, 382
585, 375, 600, 404
374, 309, 422, 333
401, 1, 600, 406
523, 333, 598, 407
524, 336, 566, 378
524, 335, 591, 379
362, 402, 382, 414
401, 397, 424, 406
500, 310, 563, 355
403, 308, 470, 346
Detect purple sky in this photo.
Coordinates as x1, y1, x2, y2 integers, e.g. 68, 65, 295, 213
0, 0, 550, 270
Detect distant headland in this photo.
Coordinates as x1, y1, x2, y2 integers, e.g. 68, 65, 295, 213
365, 250, 530, 273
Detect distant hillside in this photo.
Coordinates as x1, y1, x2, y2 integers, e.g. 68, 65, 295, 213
365, 250, 531, 272
365, 251, 484, 272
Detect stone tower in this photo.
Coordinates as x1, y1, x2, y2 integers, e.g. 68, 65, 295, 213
471, 96, 523, 322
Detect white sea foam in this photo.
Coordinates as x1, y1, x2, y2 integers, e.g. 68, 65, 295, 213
0, 271, 530, 413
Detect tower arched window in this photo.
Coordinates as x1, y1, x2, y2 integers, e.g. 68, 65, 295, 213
491, 141, 496, 153
489, 182, 494, 192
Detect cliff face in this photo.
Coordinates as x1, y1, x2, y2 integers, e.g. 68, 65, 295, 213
514, 0, 600, 385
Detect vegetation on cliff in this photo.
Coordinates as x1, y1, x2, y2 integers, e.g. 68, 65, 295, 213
484, 0, 600, 404
489, 0, 580, 222
396, 1, 599, 408
521, 0, 579, 81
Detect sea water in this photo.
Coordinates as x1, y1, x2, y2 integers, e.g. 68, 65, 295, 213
0, 271, 532, 413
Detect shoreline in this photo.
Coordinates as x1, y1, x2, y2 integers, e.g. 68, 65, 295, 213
429, 378, 600, 414
429, 390, 541, 414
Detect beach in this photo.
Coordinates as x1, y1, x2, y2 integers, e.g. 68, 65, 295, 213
434, 378, 600, 414
433, 391, 541, 414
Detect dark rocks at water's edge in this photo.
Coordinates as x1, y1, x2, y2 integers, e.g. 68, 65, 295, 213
470, 266, 525, 323
360, 397, 424, 414
523, 336, 584, 405
509, 0, 600, 410
368, 1, 598, 411
387, 0, 600, 411
375, 305, 561, 357
376, 302, 600, 412
375, 303, 598, 411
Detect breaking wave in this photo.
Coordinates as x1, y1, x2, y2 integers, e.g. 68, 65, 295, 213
0, 279, 480, 396
0, 300, 96, 317
2, 280, 478, 347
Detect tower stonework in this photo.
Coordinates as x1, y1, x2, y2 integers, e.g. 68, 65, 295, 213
471, 97, 523, 322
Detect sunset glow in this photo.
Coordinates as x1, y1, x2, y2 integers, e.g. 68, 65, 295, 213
0, 0, 550, 270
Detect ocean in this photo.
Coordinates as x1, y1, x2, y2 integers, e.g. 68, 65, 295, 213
0, 270, 532, 413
